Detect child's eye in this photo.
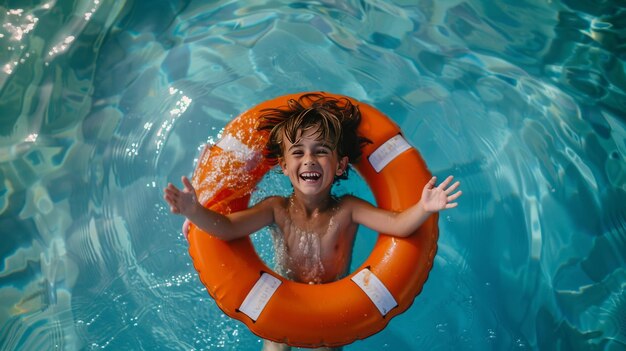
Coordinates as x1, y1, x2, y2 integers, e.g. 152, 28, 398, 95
316, 149, 329, 155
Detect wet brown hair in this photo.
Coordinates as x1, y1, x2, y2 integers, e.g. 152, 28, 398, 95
257, 93, 371, 178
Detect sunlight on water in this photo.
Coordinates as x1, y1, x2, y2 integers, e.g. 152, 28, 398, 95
1, 0, 625, 350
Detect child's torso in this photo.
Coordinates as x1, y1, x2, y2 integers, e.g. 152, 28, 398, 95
270, 196, 357, 284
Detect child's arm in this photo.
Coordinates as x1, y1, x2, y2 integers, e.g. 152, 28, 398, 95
164, 176, 276, 241
347, 175, 462, 237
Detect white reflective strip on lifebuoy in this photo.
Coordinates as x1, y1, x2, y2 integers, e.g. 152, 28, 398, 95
351, 269, 398, 316
368, 134, 412, 173
239, 273, 282, 322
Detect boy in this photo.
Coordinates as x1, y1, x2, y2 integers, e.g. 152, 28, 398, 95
164, 94, 462, 351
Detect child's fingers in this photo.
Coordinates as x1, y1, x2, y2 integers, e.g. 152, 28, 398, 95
164, 191, 179, 212
164, 186, 179, 199
165, 183, 181, 194
426, 176, 437, 188
438, 175, 454, 189
445, 180, 461, 194
445, 202, 458, 209
182, 176, 194, 191
448, 190, 462, 202
164, 192, 177, 206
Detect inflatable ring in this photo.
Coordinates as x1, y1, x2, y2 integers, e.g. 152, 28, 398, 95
187, 92, 438, 348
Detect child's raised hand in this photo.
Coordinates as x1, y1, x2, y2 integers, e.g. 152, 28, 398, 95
164, 176, 198, 216
421, 175, 462, 213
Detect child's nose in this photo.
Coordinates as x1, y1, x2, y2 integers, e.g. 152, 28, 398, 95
303, 153, 316, 165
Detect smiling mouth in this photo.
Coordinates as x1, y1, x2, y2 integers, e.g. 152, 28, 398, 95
300, 171, 321, 182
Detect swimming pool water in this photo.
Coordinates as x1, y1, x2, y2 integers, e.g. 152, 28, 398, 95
1, 0, 625, 350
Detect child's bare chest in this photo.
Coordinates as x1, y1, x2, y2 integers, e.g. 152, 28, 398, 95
277, 208, 342, 249
272, 199, 357, 282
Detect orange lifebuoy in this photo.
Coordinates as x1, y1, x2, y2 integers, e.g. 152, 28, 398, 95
187, 92, 438, 348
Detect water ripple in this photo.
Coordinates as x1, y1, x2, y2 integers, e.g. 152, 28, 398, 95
2, 1, 626, 350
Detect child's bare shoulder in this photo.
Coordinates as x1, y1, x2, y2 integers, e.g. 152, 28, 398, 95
335, 194, 370, 210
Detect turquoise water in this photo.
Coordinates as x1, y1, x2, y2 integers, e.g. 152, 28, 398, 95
1, 0, 625, 350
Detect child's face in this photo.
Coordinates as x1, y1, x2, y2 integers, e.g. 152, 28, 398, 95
279, 126, 348, 198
